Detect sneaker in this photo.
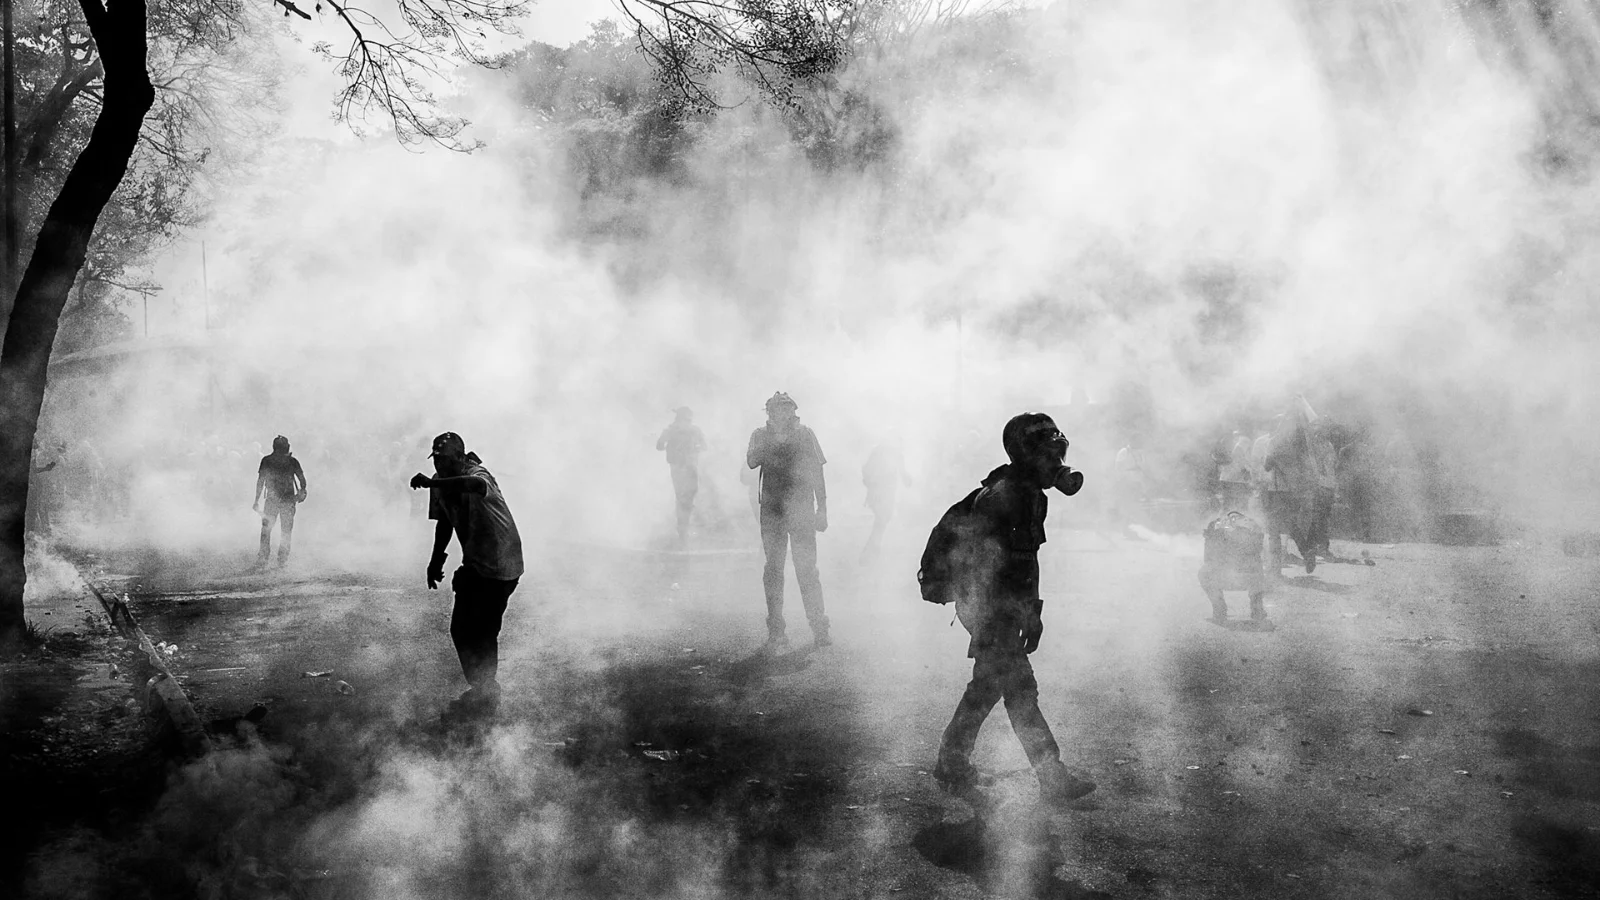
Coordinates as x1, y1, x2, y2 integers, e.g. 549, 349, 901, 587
814, 632, 833, 649
1038, 764, 1097, 804
762, 634, 791, 655
933, 759, 995, 793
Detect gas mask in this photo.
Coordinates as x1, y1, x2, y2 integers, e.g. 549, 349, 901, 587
1027, 428, 1083, 496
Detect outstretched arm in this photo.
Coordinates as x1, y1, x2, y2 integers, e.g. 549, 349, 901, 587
410, 473, 487, 496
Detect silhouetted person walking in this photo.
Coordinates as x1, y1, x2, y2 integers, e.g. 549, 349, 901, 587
747, 392, 830, 651
927, 413, 1097, 805
253, 435, 307, 569
410, 432, 524, 716
657, 406, 706, 546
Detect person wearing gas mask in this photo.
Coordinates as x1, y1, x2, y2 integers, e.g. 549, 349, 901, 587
933, 412, 1098, 805
409, 432, 524, 716
746, 391, 830, 651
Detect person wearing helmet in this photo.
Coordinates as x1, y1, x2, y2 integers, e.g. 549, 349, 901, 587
746, 392, 830, 651
409, 432, 525, 716
252, 435, 307, 569
657, 406, 707, 547
933, 412, 1097, 806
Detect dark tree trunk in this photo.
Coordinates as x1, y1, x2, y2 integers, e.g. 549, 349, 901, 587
0, 0, 151, 649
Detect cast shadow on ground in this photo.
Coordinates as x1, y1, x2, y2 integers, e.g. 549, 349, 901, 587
722, 645, 817, 684
913, 812, 1113, 900
1282, 576, 1353, 595
1207, 617, 1277, 633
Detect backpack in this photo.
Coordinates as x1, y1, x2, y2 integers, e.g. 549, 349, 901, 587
1202, 510, 1265, 576
917, 488, 986, 604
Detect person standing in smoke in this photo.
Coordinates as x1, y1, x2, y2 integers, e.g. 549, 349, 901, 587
1217, 427, 1254, 514
656, 406, 707, 546
861, 437, 910, 562
1304, 420, 1339, 563
747, 392, 830, 651
931, 413, 1097, 805
1262, 403, 1316, 574
410, 432, 524, 715
253, 435, 307, 569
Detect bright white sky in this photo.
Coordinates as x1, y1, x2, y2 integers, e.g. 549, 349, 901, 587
524, 0, 617, 45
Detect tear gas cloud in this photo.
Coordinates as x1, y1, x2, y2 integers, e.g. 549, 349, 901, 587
41, 0, 1600, 557
25, 0, 1600, 891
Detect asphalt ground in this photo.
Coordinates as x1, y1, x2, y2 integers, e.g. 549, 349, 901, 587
8, 511, 1600, 899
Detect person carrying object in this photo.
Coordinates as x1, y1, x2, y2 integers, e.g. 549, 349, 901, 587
253, 435, 307, 569
410, 432, 524, 716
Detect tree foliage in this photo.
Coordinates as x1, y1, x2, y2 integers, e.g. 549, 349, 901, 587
613, 0, 1002, 168
4, 0, 275, 350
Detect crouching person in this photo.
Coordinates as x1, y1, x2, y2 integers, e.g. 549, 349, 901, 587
410, 432, 524, 717
921, 413, 1097, 806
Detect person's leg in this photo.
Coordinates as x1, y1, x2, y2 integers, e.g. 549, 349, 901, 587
257, 505, 276, 567
449, 568, 515, 691
1264, 493, 1285, 570
760, 510, 789, 640
671, 466, 693, 543
937, 652, 1004, 778
277, 502, 297, 565
994, 650, 1061, 769
995, 649, 1097, 800
789, 522, 829, 642
473, 577, 516, 692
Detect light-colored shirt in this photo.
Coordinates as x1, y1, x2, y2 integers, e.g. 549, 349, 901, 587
1219, 435, 1253, 484
430, 462, 524, 581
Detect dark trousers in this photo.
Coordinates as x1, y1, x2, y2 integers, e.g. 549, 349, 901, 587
670, 465, 698, 540
1305, 488, 1335, 557
1262, 490, 1307, 568
939, 647, 1061, 771
258, 498, 296, 565
760, 508, 828, 639
449, 566, 518, 689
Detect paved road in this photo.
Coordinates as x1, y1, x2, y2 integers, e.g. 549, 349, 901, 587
49, 521, 1600, 899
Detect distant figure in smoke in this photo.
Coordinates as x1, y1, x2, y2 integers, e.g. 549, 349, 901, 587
1304, 420, 1339, 563
747, 392, 830, 651
410, 432, 524, 716
1216, 428, 1254, 515
253, 435, 307, 569
656, 406, 707, 546
1261, 402, 1316, 574
861, 438, 910, 562
1112, 436, 1148, 537
926, 413, 1097, 805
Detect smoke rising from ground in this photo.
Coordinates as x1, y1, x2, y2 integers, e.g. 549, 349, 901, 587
25, 1, 1600, 896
